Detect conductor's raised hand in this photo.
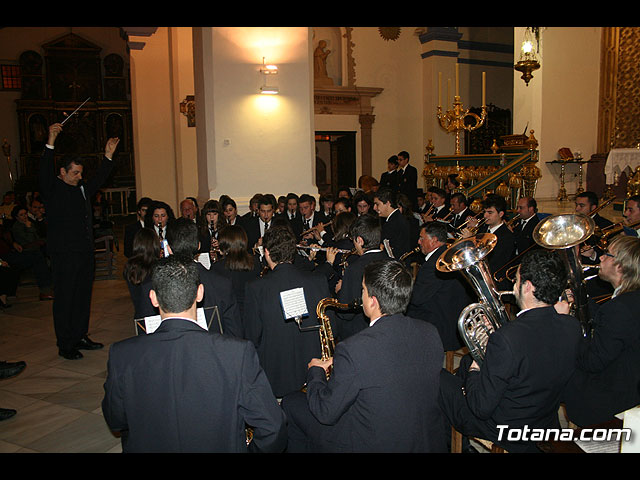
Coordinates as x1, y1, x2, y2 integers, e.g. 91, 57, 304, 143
47, 123, 63, 146
105, 137, 120, 159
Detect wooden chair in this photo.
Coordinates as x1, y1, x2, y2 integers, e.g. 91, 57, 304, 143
94, 235, 115, 279
451, 428, 507, 453
445, 346, 469, 373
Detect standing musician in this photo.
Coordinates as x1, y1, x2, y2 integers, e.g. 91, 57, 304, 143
332, 213, 388, 341
281, 259, 447, 453
244, 195, 274, 253
243, 225, 332, 399
406, 221, 471, 352
563, 235, 640, 427
373, 188, 411, 260
439, 249, 583, 452
379, 155, 400, 192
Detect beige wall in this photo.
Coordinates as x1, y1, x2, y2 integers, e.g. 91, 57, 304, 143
514, 27, 602, 201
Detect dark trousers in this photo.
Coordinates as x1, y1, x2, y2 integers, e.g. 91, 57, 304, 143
4, 250, 52, 291
438, 355, 542, 453
50, 251, 95, 351
280, 390, 336, 453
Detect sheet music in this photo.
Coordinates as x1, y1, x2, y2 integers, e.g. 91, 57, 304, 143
196, 252, 211, 270
574, 438, 620, 453
137, 308, 210, 334
280, 287, 308, 320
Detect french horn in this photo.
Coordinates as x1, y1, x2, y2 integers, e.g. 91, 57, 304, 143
436, 233, 512, 365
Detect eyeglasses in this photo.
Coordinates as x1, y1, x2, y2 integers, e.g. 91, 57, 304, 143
602, 251, 616, 259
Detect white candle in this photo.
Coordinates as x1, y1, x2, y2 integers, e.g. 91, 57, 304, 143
455, 63, 459, 97
447, 79, 451, 107
438, 72, 442, 107
482, 72, 486, 107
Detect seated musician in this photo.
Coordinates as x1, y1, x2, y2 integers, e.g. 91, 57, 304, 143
512, 196, 542, 255
421, 187, 449, 222
448, 192, 473, 231
332, 213, 388, 341
462, 194, 515, 291
406, 221, 471, 352
281, 259, 447, 453
439, 249, 583, 453
575, 191, 613, 230
622, 195, 640, 237
563, 235, 640, 427
102, 254, 286, 453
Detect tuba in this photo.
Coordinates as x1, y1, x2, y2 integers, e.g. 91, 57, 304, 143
436, 233, 513, 365
532, 213, 595, 336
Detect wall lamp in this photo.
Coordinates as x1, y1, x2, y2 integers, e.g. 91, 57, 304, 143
514, 27, 541, 86
260, 57, 279, 94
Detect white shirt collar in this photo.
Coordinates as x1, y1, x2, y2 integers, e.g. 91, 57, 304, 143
386, 208, 399, 222
488, 222, 503, 234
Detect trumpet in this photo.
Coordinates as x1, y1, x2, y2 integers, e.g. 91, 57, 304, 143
505, 213, 521, 230
399, 246, 421, 262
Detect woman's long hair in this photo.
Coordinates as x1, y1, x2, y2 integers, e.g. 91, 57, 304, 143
123, 228, 160, 285
200, 199, 225, 237
218, 225, 255, 271
332, 211, 356, 241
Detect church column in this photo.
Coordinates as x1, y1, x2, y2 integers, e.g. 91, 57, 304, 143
192, 27, 318, 212
359, 114, 375, 177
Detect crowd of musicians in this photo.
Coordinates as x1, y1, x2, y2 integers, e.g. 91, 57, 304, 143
101, 146, 640, 453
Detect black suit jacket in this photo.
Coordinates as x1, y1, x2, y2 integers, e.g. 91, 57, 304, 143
450, 208, 474, 230
397, 164, 418, 208
102, 318, 286, 452
243, 262, 332, 397
305, 313, 447, 452
406, 245, 472, 351
243, 216, 272, 252
479, 223, 515, 282
512, 213, 541, 255
564, 289, 640, 426
379, 170, 399, 192
381, 209, 411, 260
336, 250, 389, 340
461, 306, 581, 450
39, 146, 113, 254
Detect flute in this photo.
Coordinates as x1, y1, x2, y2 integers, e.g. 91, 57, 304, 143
296, 244, 352, 254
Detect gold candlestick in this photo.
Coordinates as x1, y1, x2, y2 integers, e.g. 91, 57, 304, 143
437, 95, 487, 155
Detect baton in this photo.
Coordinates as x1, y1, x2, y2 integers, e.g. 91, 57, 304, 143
60, 97, 91, 126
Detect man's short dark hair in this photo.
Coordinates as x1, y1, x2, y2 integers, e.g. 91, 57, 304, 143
518, 249, 568, 305
151, 255, 201, 314
450, 192, 467, 206
298, 193, 315, 205
397, 151, 410, 161
286, 192, 299, 202
263, 225, 296, 264
137, 197, 153, 211
387, 155, 399, 166
166, 217, 200, 257
483, 193, 507, 214
258, 195, 274, 209
575, 191, 599, 208
221, 197, 237, 210
374, 188, 397, 208
430, 187, 447, 201
60, 154, 83, 172
421, 221, 448, 244
333, 197, 351, 212
522, 196, 538, 211
349, 213, 381, 250
363, 259, 413, 315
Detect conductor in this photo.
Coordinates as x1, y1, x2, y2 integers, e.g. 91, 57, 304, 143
39, 123, 120, 360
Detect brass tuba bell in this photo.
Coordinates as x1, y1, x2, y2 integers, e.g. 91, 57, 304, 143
436, 233, 512, 365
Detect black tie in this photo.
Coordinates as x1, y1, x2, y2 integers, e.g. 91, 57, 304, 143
304, 219, 310, 230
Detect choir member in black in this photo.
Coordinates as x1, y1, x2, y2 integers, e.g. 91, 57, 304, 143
406, 221, 471, 351
334, 214, 388, 340
379, 155, 399, 192
373, 188, 411, 260
439, 249, 582, 453
281, 259, 447, 453
396, 150, 418, 210
243, 225, 332, 398
124, 197, 152, 258
397, 193, 421, 250
563, 235, 640, 427
210, 225, 261, 321
124, 228, 160, 319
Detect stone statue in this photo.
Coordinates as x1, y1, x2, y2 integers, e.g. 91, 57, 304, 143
314, 40, 333, 86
